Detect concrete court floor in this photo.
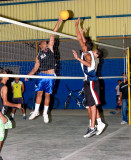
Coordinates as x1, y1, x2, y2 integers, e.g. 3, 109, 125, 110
1, 109, 131, 160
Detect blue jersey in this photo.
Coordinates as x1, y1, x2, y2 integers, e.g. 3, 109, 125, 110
81, 51, 98, 81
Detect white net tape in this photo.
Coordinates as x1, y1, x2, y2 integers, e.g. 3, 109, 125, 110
0, 74, 124, 79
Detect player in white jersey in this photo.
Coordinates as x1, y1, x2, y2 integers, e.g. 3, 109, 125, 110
73, 18, 105, 138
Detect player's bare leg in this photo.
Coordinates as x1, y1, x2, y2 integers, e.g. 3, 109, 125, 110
43, 93, 50, 123
29, 91, 43, 120
84, 105, 97, 138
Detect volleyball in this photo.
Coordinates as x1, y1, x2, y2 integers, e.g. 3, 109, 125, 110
59, 10, 69, 20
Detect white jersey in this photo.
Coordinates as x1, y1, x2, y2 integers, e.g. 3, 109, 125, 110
81, 51, 98, 81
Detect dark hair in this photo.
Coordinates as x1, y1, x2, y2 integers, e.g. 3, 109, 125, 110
39, 40, 48, 45
118, 80, 121, 82
85, 37, 93, 51
96, 49, 103, 58
122, 72, 126, 76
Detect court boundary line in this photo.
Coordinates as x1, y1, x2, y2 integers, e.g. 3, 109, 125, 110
60, 125, 128, 160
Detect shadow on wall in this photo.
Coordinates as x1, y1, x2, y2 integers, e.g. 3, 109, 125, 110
96, 55, 106, 112
53, 38, 61, 95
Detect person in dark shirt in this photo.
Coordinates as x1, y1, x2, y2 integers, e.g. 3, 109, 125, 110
119, 73, 128, 124
25, 17, 62, 123
115, 80, 121, 110
0, 69, 21, 160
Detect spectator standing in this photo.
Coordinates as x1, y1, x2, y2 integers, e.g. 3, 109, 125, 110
116, 80, 121, 110
10, 78, 26, 120
119, 74, 128, 124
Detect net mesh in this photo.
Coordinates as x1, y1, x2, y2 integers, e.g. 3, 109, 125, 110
0, 16, 128, 79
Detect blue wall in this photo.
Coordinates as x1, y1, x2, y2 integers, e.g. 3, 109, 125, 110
0, 58, 124, 109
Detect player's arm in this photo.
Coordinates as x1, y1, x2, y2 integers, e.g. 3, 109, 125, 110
21, 82, 24, 93
115, 86, 117, 92
11, 82, 13, 93
27, 56, 40, 75
119, 92, 122, 106
0, 112, 7, 123
72, 50, 91, 67
1, 86, 21, 109
75, 18, 87, 52
81, 28, 86, 45
48, 17, 62, 50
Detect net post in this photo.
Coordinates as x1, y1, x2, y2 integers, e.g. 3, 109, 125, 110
127, 47, 131, 125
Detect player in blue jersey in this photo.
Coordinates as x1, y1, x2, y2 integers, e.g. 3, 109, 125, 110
73, 18, 105, 138
25, 17, 62, 123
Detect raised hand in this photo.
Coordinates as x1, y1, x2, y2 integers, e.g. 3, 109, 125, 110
72, 50, 78, 60
58, 16, 63, 22
75, 17, 80, 26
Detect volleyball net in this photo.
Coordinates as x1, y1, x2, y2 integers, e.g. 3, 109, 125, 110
0, 16, 129, 80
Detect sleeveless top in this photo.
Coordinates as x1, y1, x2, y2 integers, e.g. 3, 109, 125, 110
0, 83, 8, 115
11, 81, 23, 98
81, 51, 98, 81
38, 47, 56, 71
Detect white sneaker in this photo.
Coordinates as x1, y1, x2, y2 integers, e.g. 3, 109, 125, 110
121, 121, 128, 124
83, 127, 97, 138
96, 122, 106, 135
29, 111, 39, 120
43, 114, 49, 123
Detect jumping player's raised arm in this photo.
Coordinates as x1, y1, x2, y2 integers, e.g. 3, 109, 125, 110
75, 18, 87, 52
48, 17, 63, 52
81, 28, 86, 45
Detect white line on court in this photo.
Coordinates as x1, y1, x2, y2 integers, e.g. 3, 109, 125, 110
60, 125, 128, 160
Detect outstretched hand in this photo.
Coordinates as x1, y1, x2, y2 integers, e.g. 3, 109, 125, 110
1, 115, 7, 124
72, 50, 78, 60
75, 17, 80, 26
58, 16, 63, 22
25, 78, 28, 81
16, 104, 22, 109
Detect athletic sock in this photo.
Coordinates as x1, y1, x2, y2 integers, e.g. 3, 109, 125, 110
43, 105, 49, 115
97, 118, 102, 125
11, 113, 15, 118
23, 113, 26, 117
89, 119, 91, 127
34, 103, 40, 113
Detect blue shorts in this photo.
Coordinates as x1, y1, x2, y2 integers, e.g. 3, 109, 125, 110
35, 73, 55, 94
